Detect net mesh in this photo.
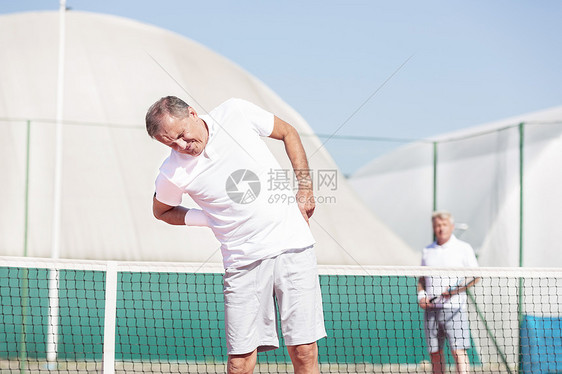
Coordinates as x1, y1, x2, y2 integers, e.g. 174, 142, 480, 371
1, 258, 561, 373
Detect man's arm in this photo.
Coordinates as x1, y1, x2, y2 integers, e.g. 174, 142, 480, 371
153, 194, 188, 225
269, 116, 315, 222
153, 194, 211, 227
443, 277, 481, 297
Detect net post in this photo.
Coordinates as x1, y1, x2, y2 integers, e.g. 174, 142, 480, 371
103, 262, 118, 374
19, 119, 31, 373
46, 269, 59, 365
19, 268, 29, 373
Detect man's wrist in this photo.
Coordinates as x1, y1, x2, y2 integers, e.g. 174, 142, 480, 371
297, 176, 313, 189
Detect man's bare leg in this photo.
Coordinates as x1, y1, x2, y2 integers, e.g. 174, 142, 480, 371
287, 342, 320, 374
430, 350, 445, 374
452, 349, 470, 374
227, 349, 257, 374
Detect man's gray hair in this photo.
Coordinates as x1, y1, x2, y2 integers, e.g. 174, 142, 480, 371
431, 210, 455, 225
145, 96, 190, 138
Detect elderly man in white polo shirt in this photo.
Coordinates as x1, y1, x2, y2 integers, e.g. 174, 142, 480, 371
145, 96, 326, 374
417, 211, 480, 374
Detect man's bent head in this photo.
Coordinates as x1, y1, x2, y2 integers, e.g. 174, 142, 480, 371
146, 96, 190, 138
146, 96, 208, 157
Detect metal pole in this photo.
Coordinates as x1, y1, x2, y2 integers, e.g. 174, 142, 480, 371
432, 141, 438, 242
517, 122, 525, 372
518, 123, 525, 265
432, 141, 437, 212
20, 120, 31, 373
518, 122, 525, 267
47, 0, 67, 365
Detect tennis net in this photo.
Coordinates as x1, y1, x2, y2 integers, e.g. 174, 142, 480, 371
1, 257, 561, 373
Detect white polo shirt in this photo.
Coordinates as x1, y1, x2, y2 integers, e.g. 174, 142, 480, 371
155, 98, 315, 269
421, 235, 479, 309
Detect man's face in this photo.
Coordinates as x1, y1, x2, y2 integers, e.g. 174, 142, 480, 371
433, 217, 454, 245
154, 109, 208, 157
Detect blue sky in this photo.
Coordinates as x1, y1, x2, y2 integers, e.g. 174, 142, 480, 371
3, 1, 562, 174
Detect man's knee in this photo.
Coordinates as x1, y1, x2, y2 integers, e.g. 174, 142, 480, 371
288, 342, 318, 366
227, 350, 257, 374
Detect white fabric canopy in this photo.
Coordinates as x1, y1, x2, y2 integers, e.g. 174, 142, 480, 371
350, 106, 562, 267
0, 11, 417, 266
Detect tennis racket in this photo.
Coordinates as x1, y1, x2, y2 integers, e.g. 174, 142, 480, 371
429, 277, 479, 305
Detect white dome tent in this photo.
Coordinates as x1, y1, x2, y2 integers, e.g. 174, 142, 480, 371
0, 11, 417, 266
350, 105, 562, 267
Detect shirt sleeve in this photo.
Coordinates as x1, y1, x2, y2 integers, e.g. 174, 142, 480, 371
155, 173, 183, 207
233, 98, 274, 137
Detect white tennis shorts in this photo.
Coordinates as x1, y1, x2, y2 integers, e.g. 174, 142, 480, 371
424, 307, 471, 353
223, 246, 327, 355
